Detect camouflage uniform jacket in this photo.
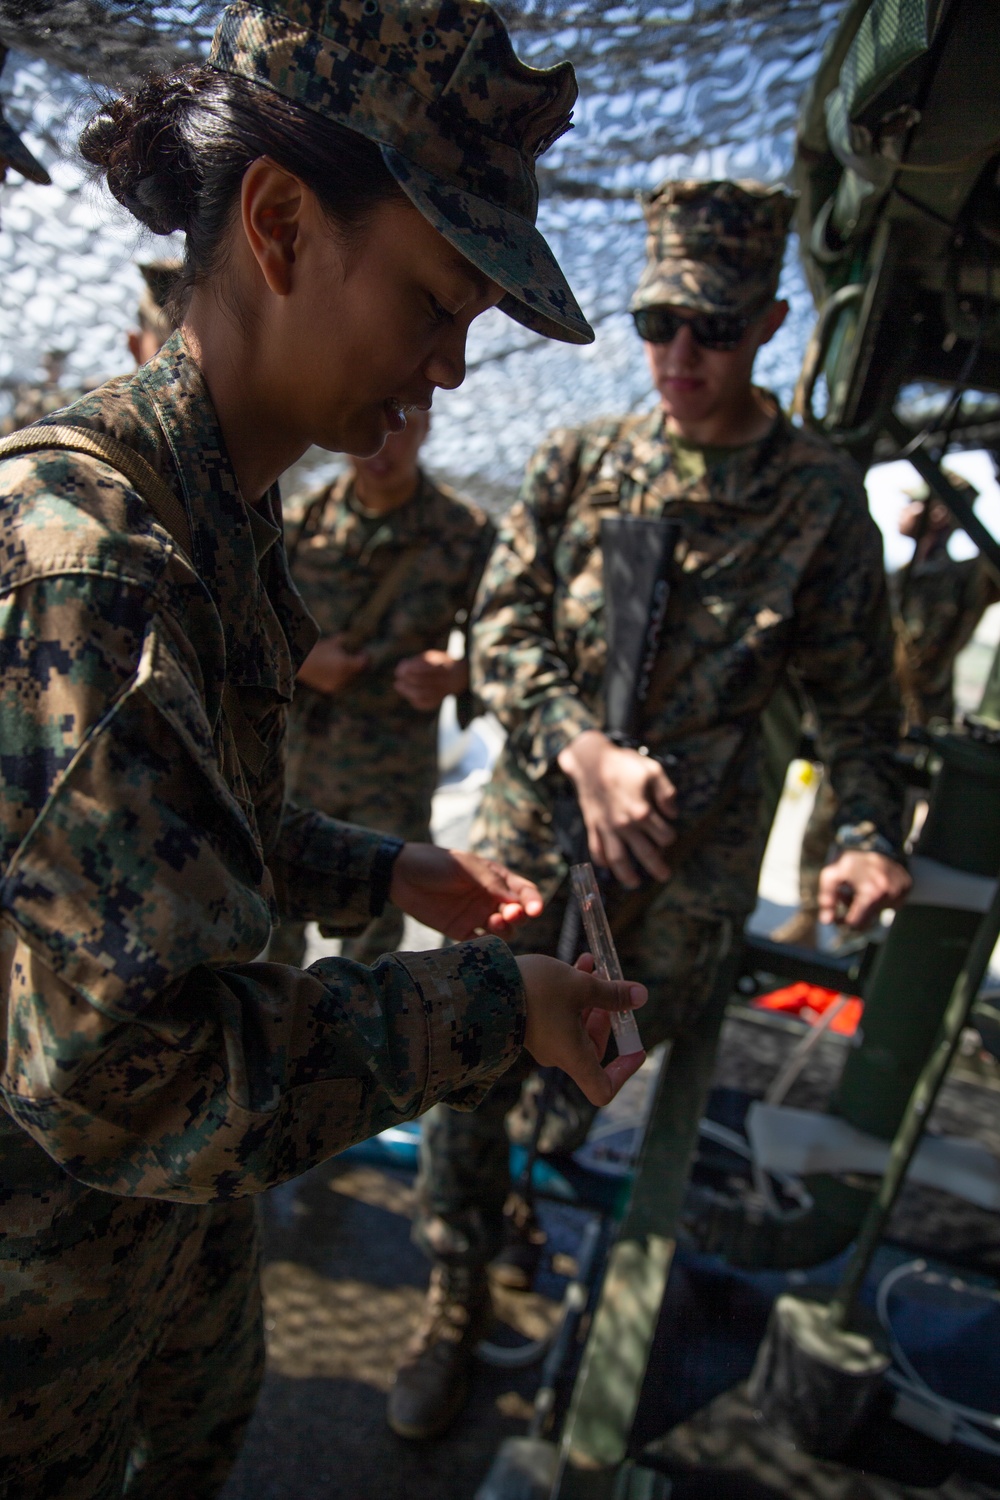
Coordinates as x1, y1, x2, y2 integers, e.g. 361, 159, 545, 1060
285, 468, 494, 812
471, 405, 904, 920
890, 544, 999, 725
0, 331, 524, 1209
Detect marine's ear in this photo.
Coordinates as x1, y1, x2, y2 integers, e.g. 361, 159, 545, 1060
757, 298, 789, 347
239, 157, 309, 297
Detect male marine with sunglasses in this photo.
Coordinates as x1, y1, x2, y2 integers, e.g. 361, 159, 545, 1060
387, 178, 912, 1441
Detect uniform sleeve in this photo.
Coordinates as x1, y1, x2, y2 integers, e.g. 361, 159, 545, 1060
0, 569, 525, 1202
270, 802, 401, 935
790, 473, 906, 859
456, 515, 496, 730
470, 432, 601, 777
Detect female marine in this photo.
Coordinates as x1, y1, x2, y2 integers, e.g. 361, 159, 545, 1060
0, 3, 644, 1494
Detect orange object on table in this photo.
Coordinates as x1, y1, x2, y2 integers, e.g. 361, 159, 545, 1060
753, 980, 863, 1036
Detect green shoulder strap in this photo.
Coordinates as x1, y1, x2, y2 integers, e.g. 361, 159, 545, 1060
0, 423, 195, 561
339, 544, 426, 653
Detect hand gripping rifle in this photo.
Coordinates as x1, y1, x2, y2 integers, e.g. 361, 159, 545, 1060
552, 513, 679, 960
513, 516, 678, 1215
551, 510, 683, 948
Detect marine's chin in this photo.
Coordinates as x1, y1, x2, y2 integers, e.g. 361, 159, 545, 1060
335, 410, 391, 459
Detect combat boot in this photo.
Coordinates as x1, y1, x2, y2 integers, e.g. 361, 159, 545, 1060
387, 1266, 491, 1440
769, 908, 818, 948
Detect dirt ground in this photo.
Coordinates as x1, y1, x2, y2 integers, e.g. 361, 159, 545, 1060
219, 1153, 596, 1500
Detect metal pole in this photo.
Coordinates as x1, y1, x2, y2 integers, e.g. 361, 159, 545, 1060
883, 412, 1000, 589
829, 856, 1000, 1330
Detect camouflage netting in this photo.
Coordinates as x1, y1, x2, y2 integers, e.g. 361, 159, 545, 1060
0, 0, 841, 504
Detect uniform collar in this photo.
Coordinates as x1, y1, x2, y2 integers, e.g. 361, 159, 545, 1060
134, 331, 314, 692
623, 398, 790, 509
344, 467, 433, 538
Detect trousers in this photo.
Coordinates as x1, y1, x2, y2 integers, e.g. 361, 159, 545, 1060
267, 793, 431, 969
1, 1159, 263, 1500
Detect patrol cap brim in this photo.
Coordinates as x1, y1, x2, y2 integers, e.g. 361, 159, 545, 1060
381, 145, 594, 347
0, 115, 50, 185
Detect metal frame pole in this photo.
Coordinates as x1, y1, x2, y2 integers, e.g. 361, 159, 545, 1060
829, 856, 1000, 1329
550, 954, 737, 1499
883, 412, 1000, 589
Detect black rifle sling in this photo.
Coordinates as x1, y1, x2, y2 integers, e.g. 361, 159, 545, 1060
561, 437, 754, 946
0, 424, 268, 778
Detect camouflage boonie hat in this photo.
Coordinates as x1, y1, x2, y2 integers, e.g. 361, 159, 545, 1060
630, 178, 796, 317
138, 259, 184, 342
209, 0, 593, 345
0, 106, 50, 186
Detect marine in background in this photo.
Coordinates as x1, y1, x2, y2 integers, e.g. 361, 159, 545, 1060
389, 177, 913, 1442
774, 472, 1000, 948
892, 478, 999, 726
128, 258, 183, 366
271, 410, 495, 967
0, 350, 79, 436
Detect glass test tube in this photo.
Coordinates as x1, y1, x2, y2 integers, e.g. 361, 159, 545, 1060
569, 862, 644, 1055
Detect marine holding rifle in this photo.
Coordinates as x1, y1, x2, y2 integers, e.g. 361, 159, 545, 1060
271, 410, 494, 968
0, 3, 649, 1493
389, 178, 913, 1441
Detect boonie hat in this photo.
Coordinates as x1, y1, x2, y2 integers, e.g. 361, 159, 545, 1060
630, 178, 796, 317
0, 45, 50, 186
0, 108, 50, 186
209, 0, 593, 345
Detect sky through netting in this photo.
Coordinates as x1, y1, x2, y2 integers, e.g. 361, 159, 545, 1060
0, 0, 842, 503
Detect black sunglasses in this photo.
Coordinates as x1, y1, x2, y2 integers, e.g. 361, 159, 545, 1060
632, 303, 764, 352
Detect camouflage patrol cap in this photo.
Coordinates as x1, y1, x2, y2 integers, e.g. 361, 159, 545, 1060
630, 178, 796, 317
208, 0, 593, 345
0, 107, 50, 186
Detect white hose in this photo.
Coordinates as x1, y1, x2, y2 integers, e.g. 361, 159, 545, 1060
876, 1258, 1000, 1458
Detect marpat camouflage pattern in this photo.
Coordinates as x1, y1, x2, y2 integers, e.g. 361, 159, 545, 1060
470, 406, 905, 922
273, 468, 494, 965
630, 179, 797, 316
415, 404, 904, 1276
209, 0, 593, 344
892, 549, 999, 725
0, 331, 524, 1487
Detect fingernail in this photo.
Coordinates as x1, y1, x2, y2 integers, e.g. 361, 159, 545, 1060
629, 985, 644, 1003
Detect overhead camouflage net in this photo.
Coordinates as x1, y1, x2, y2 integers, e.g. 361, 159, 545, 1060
0, 0, 842, 503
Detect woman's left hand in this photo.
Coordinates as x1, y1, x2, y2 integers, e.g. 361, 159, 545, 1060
389, 845, 544, 939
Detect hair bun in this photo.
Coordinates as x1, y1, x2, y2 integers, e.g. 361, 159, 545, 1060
80, 75, 195, 236
78, 104, 121, 170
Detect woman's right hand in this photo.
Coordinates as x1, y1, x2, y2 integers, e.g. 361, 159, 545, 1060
517, 952, 647, 1107
296, 634, 369, 695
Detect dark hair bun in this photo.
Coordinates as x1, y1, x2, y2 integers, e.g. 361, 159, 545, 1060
80, 72, 199, 236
